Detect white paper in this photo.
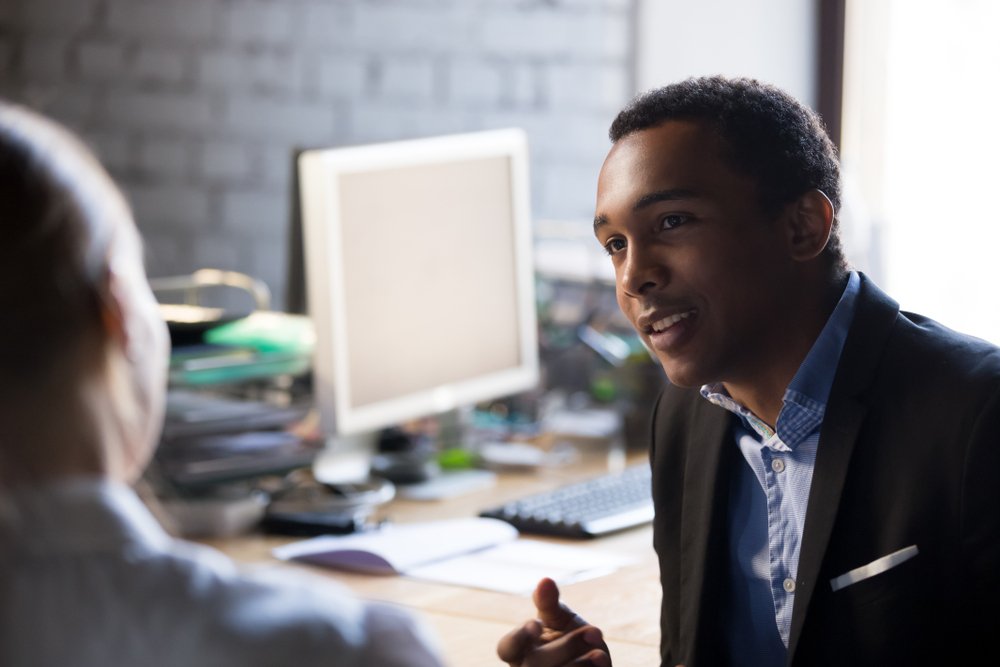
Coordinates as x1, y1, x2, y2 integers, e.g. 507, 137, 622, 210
273, 517, 517, 574
407, 539, 634, 594
273, 517, 633, 594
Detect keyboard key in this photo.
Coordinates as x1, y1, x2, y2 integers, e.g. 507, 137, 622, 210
479, 464, 653, 539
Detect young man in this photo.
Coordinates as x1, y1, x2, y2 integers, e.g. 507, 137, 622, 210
498, 76, 1000, 666
0, 102, 446, 667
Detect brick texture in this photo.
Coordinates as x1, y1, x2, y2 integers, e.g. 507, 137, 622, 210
0, 0, 634, 309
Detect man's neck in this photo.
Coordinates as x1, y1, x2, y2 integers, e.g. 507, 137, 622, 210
722, 270, 850, 428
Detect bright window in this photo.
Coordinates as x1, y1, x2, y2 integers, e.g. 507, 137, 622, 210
842, 0, 1000, 343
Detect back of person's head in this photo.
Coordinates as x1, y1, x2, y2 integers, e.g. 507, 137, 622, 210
0, 102, 167, 485
0, 104, 115, 387
609, 76, 845, 268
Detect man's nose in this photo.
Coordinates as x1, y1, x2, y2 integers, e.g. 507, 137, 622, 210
619, 244, 667, 297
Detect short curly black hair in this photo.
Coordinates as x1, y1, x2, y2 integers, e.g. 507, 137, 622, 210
609, 76, 845, 267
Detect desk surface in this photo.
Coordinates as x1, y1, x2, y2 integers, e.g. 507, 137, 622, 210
199, 456, 662, 666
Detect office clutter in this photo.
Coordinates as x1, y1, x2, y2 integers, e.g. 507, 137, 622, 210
153, 269, 314, 387
147, 269, 329, 538
155, 389, 315, 489
152, 268, 270, 346
144, 259, 664, 539
533, 271, 662, 451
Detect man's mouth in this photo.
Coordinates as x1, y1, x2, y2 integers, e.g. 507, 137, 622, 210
648, 309, 695, 333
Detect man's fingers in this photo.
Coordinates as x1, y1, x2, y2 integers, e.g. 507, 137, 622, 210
532, 577, 588, 632
530, 624, 610, 667
569, 648, 613, 667
497, 619, 543, 664
497, 620, 610, 667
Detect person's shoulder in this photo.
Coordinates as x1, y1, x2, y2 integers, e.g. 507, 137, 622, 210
851, 274, 1000, 395
146, 537, 444, 664
159, 536, 361, 619
894, 309, 1000, 384
358, 600, 446, 666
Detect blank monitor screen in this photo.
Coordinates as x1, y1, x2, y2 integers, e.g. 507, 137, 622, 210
298, 129, 539, 436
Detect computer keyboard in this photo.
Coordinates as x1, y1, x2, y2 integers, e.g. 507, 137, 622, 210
479, 464, 654, 539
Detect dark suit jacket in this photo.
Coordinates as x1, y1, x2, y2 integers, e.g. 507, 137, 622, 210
650, 274, 1000, 666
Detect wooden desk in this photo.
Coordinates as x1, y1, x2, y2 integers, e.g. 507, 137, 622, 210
200, 458, 662, 666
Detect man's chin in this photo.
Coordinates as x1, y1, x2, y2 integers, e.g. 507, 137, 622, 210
659, 359, 707, 389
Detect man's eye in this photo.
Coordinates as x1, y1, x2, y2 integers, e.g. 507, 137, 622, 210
603, 238, 626, 256
661, 214, 689, 230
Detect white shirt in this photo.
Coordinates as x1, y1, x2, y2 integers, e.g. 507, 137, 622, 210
0, 478, 446, 667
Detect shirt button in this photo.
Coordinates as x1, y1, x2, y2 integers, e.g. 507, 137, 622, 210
783, 578, 796, 593
771, 458, 785, 473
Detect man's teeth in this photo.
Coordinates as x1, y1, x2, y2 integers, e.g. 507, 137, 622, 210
651, 311, 693, 333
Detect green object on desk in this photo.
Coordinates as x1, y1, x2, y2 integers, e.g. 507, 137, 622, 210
437, 447, 477, 470
170, 312, 315, 386
204, 312, 315, 355
169, 350, 312, 386
590, 376, 618, 403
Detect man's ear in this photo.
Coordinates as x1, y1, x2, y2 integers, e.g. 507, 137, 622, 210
785, 189, 834, 262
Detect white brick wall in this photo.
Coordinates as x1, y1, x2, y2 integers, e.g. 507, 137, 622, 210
221, 189, 288, 240
137, 136, 195, 181
132, 47, 190, 87
314, 55, 367, 99
0, 0, 635, 309
199, 50, 302, 94
222, 1, 295, 46
221, 96, 339, 143
21, 37, 69, 80
106, 1, 219, 44
200, 139, 256, 184
127, 183, 214, 231
76, 41, 129, 81
22, 0, 98, 31
103, 90, 217, 133
375, 57, 437, 102
81, 130, 133, 171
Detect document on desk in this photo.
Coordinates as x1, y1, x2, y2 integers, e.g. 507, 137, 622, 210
272, 517, 634, 595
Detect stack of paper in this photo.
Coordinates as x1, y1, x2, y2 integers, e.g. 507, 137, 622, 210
273, 517, 634, 595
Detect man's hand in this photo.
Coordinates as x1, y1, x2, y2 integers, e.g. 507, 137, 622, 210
496, 577, 611, 667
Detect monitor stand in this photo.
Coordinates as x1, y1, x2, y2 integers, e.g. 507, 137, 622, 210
368, 426, 441, 484
372, 421, 497, 501
393, 468, 497, 500
263, 434, 395, 536
312, 417, 498, 503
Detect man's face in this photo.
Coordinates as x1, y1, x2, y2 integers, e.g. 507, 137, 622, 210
593, 120, 798, 389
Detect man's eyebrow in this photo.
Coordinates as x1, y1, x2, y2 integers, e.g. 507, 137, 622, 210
594, 189, 700, 233
632, 189, 699, 211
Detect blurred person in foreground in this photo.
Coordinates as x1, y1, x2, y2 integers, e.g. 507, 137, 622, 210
0, 101, 446, 667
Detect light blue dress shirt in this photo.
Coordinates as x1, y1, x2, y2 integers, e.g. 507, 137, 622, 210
701, 271, 860, 667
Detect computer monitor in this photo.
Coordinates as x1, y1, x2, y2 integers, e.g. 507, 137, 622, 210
297, 128, 540, 443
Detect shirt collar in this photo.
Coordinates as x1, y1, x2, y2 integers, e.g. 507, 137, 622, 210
701, 271, 861, 449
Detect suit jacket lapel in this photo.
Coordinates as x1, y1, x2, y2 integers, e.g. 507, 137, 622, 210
680, 398, 734, 664
787, 274, 901, 660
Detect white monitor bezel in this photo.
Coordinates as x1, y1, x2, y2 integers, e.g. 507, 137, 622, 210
298, 128, 539, 436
